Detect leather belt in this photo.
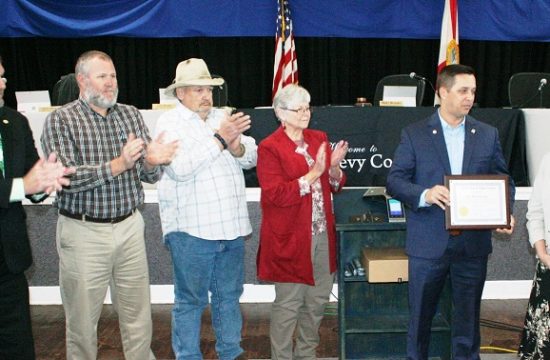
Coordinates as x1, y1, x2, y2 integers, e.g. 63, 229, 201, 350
59, 209, 135, 224
449, 229, 462, 236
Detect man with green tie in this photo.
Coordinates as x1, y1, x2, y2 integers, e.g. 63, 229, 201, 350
0, 54, 73, 360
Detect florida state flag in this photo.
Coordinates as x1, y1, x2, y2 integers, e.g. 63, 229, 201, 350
437, 0, 459, 73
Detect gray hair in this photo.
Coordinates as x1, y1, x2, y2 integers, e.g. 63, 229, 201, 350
75, 50, 113, 76
273, 84, 311, 110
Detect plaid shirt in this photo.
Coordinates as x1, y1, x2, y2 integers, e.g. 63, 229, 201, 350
155, 103, 257, 240
41, 99, 160, 218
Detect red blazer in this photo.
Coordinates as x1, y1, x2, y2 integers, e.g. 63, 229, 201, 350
256, 126, 346, 285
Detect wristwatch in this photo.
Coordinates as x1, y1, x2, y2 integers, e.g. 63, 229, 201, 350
213, 133, 228, 150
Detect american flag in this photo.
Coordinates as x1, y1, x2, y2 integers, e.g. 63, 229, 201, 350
272, 0, 298, 100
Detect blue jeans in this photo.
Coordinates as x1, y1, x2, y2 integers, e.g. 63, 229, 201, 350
165, 232, 245, 360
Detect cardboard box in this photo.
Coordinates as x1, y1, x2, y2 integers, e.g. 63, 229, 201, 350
362, 247, 408, 283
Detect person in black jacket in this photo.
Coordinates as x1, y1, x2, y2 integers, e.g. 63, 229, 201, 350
0, 55, 73, 360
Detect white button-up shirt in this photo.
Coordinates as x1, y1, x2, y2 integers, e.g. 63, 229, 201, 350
155, 102, 257, 240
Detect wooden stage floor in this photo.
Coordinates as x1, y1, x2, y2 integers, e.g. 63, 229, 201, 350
32, 300, 526, 359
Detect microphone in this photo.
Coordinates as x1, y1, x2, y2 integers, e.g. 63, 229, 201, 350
409, 72, 436, 96
538, 78, 547, 91
409, 72, 427, 82
514, 78, 548, 108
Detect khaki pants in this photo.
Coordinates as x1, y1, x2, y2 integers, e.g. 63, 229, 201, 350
57, 211, 154, 360
270, 232, 334, 360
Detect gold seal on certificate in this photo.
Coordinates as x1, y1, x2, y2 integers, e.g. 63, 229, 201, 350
444, 175, 511, 230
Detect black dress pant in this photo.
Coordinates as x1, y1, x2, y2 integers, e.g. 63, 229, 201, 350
0, 269, 35, 360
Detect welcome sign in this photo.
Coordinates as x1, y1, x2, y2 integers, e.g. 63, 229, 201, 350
243, 106, 527, 187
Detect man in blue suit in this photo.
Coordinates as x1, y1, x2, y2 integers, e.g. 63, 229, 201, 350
386, 64, 515, 360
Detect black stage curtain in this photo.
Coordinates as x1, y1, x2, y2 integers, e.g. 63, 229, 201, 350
1, 37, 550, 110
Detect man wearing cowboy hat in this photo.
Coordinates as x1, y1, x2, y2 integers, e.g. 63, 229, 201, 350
155, 58, 257, 360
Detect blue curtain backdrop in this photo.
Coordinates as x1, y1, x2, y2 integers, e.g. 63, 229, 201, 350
1, 1, 550, 110
2, 0, 550, 41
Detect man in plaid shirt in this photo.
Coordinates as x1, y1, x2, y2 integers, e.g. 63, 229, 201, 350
41, 50, 178, 360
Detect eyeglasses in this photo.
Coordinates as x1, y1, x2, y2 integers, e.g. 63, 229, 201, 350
281, 106, 312, 115
0, 77, 6, 84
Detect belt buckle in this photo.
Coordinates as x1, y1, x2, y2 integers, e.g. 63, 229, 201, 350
449, 229, 462, 236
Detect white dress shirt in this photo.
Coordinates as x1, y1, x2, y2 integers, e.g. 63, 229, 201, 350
155, 102, 257, 240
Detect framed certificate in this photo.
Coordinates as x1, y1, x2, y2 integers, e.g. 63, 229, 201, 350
444, 175, 511, 230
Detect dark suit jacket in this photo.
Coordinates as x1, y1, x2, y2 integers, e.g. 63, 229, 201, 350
0, 106, 45, 274
386, 112, 515, 259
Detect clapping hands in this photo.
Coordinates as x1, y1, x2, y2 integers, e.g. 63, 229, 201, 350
23, 153, 75, 195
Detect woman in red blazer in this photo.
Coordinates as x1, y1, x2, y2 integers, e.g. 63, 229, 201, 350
256, 84, 348, 359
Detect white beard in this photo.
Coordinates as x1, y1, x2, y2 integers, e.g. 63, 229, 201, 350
83, 87, 118, 109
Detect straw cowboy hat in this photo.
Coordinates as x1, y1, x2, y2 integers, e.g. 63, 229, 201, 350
164, 58, 224, 97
